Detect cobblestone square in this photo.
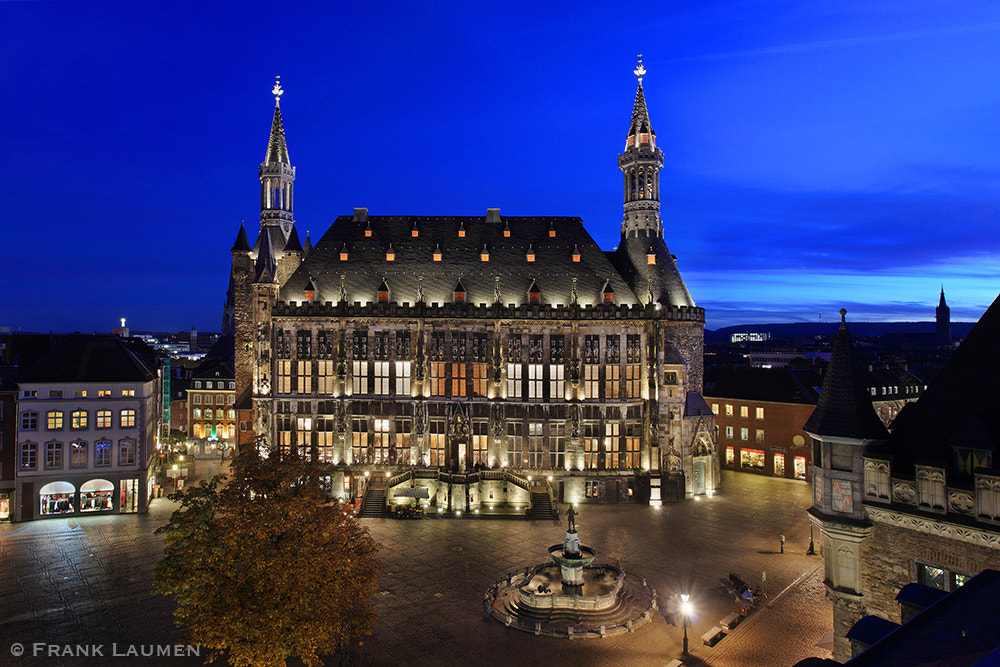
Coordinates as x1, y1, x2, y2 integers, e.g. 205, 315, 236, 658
1, 463, 832, 666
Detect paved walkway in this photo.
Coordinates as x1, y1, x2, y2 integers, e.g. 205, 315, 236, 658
0, 467, 833, 666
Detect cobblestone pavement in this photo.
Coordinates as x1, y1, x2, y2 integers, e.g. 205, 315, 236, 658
1, 466, 833, 666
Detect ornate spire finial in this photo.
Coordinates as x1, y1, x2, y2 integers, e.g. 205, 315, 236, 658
839, 308, 847, 323
272, 76, 284, 105
634, 55, 646, 85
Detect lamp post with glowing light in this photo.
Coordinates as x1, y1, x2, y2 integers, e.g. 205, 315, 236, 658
681, 593, 692, 654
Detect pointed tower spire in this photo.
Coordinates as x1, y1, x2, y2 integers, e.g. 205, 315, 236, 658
936, 286, 951, 343
231, 223, 251, 253
619, 55, 663, 240
260, 76, 296, 241
254, 228, 277, 284
804, 310, 888, 441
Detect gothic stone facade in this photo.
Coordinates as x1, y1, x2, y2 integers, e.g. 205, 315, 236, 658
229, 74, 718, 504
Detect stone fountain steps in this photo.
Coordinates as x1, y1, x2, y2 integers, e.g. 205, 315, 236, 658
493, 573, 653, 630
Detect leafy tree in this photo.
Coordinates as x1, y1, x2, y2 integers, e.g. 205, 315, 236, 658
153, 438, 381, 666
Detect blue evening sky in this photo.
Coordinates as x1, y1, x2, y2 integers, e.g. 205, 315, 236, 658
3, 1, 999, 332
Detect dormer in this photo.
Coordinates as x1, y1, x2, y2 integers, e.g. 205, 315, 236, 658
572, 244, 581, 263
458, 221, 466, 238
602, 279, 614, 304
433, 243, 442, 262
377, 279, 390, 303
411, 221, 419, 237
454, 279, 466, 303
526, 244, 535, 262
480, 244, 489, 262
548, 222, 556, 238
528, 279, 541, 304
385, 244, 395, 262
304, 278, 316, 301
340, 244, 349, 261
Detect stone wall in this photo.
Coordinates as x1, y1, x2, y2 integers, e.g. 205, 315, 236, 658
861, 517, 1000, 624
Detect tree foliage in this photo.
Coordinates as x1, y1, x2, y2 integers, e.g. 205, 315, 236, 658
153, 438, 381, 667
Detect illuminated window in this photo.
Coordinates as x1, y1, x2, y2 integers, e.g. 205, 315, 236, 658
506, 363, 522, 398
121, 389, 135, 397
740, 405, 748, 418
794, 456, 807, 480
726, 446, 734, 466
756, 407, 765, 419
526, 246, 535, 262
373, 418, 390, 464
352, 418, 369, 463
352, 361, 369, 395
756, 429, 765, 444
605, 365, 621, 399
725, 404, 734, 416
430, 362, 447, 397
451, 363, 467, 397
774, 453, 785, 476
549, 364, 564, 400
74, 390, 86, 398
120, 409, 136, 428
98, 390, 112, 397
47, 411, 64, 430
605, 421, 621, 469
725, 425, 734, 439
96, 410, 112, 429
583, 364, 599, 399
624, 422, 641, 468
584, 423, 600, 470
527, 364, 543, 399
429, 419, 446, 467
374, 361, 390, 395
626, 363, 641, 398
740, 427, 748, 441
480, 245, 489, 261
471, 420, 488, 465
471, 363, 487, 397
712, 403, 719, 415
317, 360, 335, 394
297, 360, 311, 394
395, 361, 411, 396
193, 408, 202, 419
740, 448, 765, 470
277, 360, 291, 394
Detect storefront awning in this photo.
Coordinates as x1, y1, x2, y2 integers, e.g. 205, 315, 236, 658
393, 487, 429, 499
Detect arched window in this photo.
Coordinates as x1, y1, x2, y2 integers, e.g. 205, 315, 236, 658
119, 439, 136, 466
95, 439, 111, 466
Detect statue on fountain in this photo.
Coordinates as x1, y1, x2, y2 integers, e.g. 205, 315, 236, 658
566, 506, 577, 532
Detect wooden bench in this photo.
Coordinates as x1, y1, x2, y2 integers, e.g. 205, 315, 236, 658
701, 626, 725, 647
721, 612, 741, 631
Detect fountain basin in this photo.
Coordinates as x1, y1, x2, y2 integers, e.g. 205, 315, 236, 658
518, 563, 623, 611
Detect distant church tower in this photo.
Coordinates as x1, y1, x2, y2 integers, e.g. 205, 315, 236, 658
936, 287, 951, 343
804, 309, 889, 662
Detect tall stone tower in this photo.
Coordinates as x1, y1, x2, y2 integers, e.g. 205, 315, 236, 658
804, 309, 889, 662
936, 287, 951, 343
232, 78, 301, 411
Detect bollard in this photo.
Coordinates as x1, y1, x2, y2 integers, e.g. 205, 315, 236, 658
779, 534, 785, 553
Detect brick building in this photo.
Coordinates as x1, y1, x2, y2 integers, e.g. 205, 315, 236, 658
807, 301, 1000, 662
226, 66, 718, 508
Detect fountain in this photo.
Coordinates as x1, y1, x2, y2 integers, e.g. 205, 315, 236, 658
485, 507, 657, 638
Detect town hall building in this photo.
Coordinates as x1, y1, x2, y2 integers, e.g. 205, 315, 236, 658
227, 63, 717, 508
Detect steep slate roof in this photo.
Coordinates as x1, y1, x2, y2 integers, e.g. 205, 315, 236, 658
705, 367, 822, 405
280, 213, 641, 307
627, 83, 654, 138
231, 224, 251, 253
880, 291, 1000, 474
19, 334, 156, 384
803, 312, 889, 441
264, 101, 290, 165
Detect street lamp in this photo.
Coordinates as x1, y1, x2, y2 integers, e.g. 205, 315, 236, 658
681, 593, 692, 654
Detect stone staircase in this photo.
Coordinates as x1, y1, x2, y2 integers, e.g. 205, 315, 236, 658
356, 485, 388, 518
527, 489, 559, 520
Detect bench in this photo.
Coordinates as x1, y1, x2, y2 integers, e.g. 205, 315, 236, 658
701, 626, 725, 647
721, 612, 741, 631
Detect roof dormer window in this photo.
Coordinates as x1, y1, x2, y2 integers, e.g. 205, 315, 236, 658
433, 243, 442, 262
378, 279, 390, 303
340, 244, 349, 261
385, 244, 395, 262
572, 244, 581, 263
528, 279, 540, 304
548, 222, 556, 238
411, 222, 419, 238
458, 222, 466, 238
526, 244, 535, 262
364, 221, 373, 237
454, 280, 466, 303
647, 247, 656, 265
480, 245, 489, 262
602, 280, 614, 304
503, 222, 511, 238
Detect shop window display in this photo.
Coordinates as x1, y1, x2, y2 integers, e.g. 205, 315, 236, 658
39, 481, 76, 515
